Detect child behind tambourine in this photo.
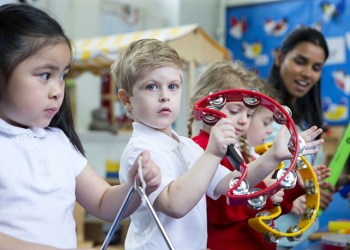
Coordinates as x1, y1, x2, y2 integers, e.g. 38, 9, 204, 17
188, 61, 327, 250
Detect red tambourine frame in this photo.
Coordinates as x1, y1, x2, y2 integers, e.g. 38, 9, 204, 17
193, 88, 299, 206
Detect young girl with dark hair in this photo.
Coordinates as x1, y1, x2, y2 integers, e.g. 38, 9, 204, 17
0, 4, 160, 249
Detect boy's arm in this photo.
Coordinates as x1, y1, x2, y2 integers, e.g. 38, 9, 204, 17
153, 118, 237, 218
154, 151, 224, 218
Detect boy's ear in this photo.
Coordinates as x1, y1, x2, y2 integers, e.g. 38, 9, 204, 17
118, 89, 131, 109
118, 89, 132, 112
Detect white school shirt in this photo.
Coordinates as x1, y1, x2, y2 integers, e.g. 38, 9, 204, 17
119, 122, 231, 250
0, 119, 87, 248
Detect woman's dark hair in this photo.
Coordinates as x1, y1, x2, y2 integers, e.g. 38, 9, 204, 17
0, 3, 84, 155
268, 27, 329, 131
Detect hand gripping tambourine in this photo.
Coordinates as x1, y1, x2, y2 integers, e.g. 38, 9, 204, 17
193, 88, 318, 242
249, 143, 320, 242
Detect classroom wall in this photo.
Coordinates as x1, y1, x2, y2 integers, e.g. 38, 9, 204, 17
0, 0, 282, 176
63, 0, 281, 177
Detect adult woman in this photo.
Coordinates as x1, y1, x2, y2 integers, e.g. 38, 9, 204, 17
267, 26, 335, 248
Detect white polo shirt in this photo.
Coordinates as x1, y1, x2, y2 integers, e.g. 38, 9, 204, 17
119, 122, 230, 250
0, 119, 87, 248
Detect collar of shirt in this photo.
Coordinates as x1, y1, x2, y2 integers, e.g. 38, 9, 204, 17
132, 122, 181, 152
0, 118, 47, 138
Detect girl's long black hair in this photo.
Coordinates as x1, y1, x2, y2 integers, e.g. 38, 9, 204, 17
0, 3, 84, 155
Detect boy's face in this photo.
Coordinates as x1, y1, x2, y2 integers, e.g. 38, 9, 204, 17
129, 66, 182, 135
220, 101, 255, 138
247, 108, 274, 147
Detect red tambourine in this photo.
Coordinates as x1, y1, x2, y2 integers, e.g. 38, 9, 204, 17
193, 88, 304, 209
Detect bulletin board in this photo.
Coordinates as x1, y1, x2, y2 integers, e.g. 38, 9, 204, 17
225, 0, 349, 126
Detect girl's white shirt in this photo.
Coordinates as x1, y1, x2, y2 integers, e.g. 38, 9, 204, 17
0, 119, 86, 248
119, 122, 230, 250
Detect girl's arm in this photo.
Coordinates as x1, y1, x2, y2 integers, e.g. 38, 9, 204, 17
76, 151, 160, 221
0, 232, 95, 250
215, 126, 324, 196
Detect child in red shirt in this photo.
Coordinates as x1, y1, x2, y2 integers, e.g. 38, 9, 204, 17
188, 61, 328, 250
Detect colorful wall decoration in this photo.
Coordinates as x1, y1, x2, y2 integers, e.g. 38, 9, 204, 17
226, 0, 349, 125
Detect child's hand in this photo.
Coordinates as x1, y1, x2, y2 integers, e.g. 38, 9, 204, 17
128, 151, 161, 195
271, 188, 284, 204
319, 182, 335, 210
291, 195, 306, 215
312, 165, 330, 182
271, 126, 324, 161
206, 118, 237, 159
264, 178, 284, 204
298, 126, 324, 155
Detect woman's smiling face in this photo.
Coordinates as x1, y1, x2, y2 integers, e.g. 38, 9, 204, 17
277, 41, 326, 104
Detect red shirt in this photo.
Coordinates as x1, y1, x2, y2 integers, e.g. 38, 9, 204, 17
192, 130, 305, 250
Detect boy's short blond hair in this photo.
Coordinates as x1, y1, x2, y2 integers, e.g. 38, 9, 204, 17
111, 38, 183, 96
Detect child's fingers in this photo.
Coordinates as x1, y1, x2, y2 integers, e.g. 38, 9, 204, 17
128, 150, 151, 182
142, 161, 160, 182
140, 150, 151, 165
313, 165, 331, 181
299, 126, 322, 141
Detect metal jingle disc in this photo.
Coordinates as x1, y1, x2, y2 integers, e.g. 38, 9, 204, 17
247, 188, 267, 210
286, 225, 302, 242
303, 207, 315, 220
282, 105, 292, 117
229, 177, 249, 195
296, 157, 307, 170
297, 136, 306, 156
208, 95, 226, 110
288, 136, 306, 155
243, 88, 261, 108
263, 228, 280, 243
256, 210, 272, 226
202, 105, 219, 126
276, 169, 297, 190
208, 90, 226, 110
273, 107, 287, 125
304, 179, 317, 195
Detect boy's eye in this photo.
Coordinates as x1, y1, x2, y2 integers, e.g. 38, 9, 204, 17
146, 84, 158, 91
40, 73, 50, 80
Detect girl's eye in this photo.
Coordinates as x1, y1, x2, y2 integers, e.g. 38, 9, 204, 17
60, 73, 68, 81
247, 113, 254, 119
169, 83, 178, 90
263, 119, 273, 126
229, 110, 238, 115
146, 84, 158, 91
40, 73, 50, 81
